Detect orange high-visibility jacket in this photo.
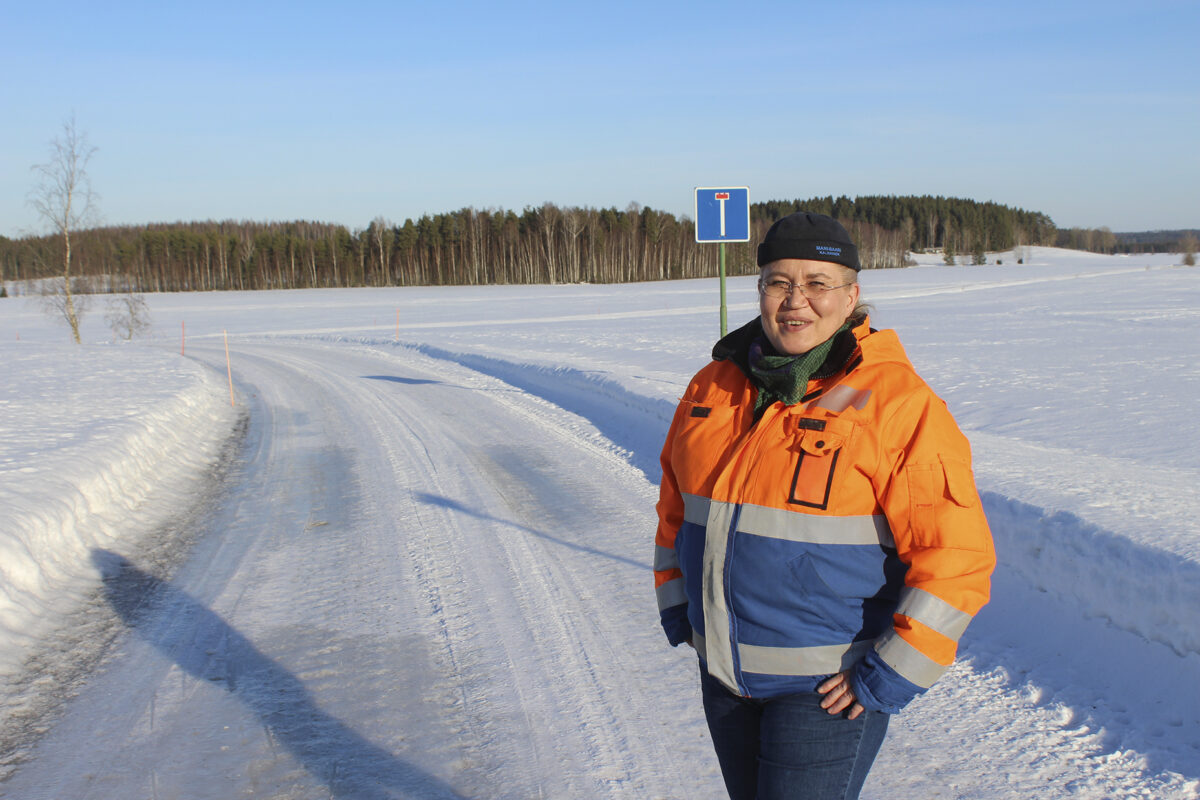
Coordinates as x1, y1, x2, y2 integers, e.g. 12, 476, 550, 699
654, 315, 995, 712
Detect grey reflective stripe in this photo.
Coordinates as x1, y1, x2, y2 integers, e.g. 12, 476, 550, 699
692, 631, 708, 661
811, 384, 872, 413
895, 586, 972, 642
702, 501, 738, 690
739, 640, 875, 677
681, 492, 710, 527
655, 577, 687, 611
682, 495, 890, 549
874, 629, 947, 689
736, 502, 894, 548
654, 544, 680, 573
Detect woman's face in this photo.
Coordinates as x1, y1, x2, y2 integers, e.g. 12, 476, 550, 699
758, 259, 860, 355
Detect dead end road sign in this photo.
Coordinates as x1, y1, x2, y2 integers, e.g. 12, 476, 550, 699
695, 187, 750, 242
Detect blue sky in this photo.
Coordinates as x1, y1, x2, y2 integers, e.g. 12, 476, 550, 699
2, 0, 1197, 238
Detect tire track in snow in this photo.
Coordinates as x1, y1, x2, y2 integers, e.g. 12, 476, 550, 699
175, 340, 706, 798
354, 342, 700, 798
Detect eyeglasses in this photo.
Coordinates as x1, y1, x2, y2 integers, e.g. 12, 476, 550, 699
758, 278, 853, 300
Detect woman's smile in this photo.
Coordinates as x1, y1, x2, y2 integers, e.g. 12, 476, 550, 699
759, 259, 859, 355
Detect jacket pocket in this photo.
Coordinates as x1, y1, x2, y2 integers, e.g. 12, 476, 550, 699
904, 455, 986, 550
785, 552, 862, 636
670, 401, 739, 492
786, 424, 849, 510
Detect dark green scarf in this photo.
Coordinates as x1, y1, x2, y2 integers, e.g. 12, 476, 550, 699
749, 320, 853, 411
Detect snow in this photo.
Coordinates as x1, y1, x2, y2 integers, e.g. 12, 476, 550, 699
0, 344, 238, 675
1, 247, 1198, 798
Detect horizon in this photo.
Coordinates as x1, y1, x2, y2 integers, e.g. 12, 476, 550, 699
3, 1, 1197, 239
4, 199, 1196, 242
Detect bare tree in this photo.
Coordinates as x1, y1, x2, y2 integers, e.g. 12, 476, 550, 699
1182, 233, 1197, 267
41, 274, 93, 331
900, 216, 915, 256
105, 292, 152, 340
28, 116, 98, 343
943, 221, 957, 265
367, 216, 393, 285
537, 203, 561, 284
1098, 226, 1116, 255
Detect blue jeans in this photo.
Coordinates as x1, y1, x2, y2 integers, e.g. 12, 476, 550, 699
700, 665, 889, 800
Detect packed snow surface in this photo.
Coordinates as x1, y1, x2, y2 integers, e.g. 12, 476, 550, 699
0, 247, 1197, 798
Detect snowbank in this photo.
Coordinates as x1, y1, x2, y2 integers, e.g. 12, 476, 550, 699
0, 343, 240, 677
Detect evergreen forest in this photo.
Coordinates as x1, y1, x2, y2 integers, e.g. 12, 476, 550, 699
0, 195, 1183, 294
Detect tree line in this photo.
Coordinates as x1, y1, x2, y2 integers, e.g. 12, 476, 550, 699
0, 195, 1165, 295
1058, 227, 1200, 254
0, 203, 902, 293
756, 195, 1059, 256
3, 206, 748, 292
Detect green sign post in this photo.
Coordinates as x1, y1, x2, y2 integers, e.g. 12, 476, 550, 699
694, 187, 750, 336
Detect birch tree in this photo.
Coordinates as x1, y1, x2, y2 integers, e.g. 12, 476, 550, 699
28, 116, 97, 343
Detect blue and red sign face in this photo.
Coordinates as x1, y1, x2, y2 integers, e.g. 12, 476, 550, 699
695, 186, 750, 243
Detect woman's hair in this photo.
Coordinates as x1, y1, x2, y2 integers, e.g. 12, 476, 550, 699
849, 301, 872, 326
838, 264, 872, 325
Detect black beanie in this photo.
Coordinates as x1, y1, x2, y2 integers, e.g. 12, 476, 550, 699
756, 212, 860, 271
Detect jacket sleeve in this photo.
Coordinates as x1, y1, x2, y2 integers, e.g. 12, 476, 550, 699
852, 390, 995, 713
654, 400, 693, 647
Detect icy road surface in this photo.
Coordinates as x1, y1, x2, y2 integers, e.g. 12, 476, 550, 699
1, 341, 712, 798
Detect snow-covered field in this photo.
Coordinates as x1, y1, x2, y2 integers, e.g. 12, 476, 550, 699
1, 247, 1197, 798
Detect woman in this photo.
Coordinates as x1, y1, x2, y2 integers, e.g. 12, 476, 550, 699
653, 212, 995, 800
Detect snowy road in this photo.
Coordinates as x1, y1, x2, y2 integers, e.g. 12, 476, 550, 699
1, 341, 712, 799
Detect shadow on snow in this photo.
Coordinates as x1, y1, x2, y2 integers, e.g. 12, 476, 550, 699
362, 375, 442, 386
90, 549, 465, 800
414, 491, 649, 573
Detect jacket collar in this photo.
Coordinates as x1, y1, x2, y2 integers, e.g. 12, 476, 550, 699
713, 314, 868, 382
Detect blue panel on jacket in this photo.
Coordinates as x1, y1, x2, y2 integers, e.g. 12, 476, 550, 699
726, 532, 903, 647
674, 519, 707, 636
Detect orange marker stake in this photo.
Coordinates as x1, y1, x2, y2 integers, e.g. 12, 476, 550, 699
224, 329, 235, 407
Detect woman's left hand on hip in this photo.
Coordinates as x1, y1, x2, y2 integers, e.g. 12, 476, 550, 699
818, 670, 865, 720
